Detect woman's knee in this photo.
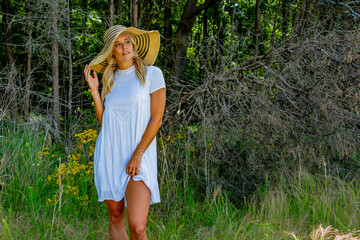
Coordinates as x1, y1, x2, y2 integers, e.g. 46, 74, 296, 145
109, 209, 125, 224
106, 200, 126, 225
130, 222, 146, 237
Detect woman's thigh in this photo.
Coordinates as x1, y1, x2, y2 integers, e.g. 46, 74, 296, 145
105, 199, 126, 219
125, 178, 151, 226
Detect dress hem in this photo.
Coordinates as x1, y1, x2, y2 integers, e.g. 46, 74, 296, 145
96, 177, 161, 206
97, 198, 161, 205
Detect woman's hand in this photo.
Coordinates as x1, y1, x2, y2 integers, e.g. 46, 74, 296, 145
125, 88, 166, 177
84, 64, 99, 91
84, 64, 104, 126
126, 150, 143, 177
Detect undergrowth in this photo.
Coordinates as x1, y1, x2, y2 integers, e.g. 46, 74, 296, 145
1, 121, 360, 239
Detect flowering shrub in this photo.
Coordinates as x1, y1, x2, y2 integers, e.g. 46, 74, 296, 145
75, 129, 97, 145
46, 129, 97, 207
36, 147, 50, 159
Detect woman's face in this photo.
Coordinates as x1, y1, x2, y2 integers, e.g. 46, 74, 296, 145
112, 34, 135, 65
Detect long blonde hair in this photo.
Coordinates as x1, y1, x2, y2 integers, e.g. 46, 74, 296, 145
101, 35, 147, 103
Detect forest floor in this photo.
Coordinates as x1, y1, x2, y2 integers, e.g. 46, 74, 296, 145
1, 122, 360, 240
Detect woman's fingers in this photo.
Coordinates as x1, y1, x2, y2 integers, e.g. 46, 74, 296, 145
84, 65, 91, 82
84, 66, 87, 80
84, 65, 92, 80
83, 65, 99, 91
130, 169, 139, 176
88, 67, 92, 81
128, 167, 134, 176
127, 165, 139, 176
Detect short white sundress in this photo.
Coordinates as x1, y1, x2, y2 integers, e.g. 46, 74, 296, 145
93, 65, 165, 205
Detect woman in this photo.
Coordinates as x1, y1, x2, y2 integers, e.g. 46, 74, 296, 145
84, 25, 166, 240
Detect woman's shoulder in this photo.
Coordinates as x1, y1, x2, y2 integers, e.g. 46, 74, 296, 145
146, 65, 163, 75
146, 65, 166, 92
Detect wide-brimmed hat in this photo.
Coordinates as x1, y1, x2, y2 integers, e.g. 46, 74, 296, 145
89, 25, 160, 73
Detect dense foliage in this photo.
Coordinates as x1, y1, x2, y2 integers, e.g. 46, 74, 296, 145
2, 2, 360, 238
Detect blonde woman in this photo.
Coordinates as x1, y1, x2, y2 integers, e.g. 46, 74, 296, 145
84, 25, 166, 240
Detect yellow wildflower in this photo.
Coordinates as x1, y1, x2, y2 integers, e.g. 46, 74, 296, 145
75, 129, 98, 144
89, 145, 95, 157
46, 198, 52, 206
42, 151, 50, 156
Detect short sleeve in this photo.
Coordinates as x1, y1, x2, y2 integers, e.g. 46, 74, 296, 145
149, 66, 166, 93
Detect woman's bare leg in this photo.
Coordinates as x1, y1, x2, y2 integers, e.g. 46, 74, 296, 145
105, 199, 128, 240
125, 178, 151, 240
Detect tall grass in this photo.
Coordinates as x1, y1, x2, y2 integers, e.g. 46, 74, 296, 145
1, 120, 359, 239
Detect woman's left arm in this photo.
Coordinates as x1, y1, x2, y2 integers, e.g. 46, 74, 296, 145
126, 88, 166, 176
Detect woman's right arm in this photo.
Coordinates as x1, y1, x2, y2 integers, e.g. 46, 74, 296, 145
84, 64, 104, 126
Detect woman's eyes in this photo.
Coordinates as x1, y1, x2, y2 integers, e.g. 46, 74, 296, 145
115, 41, 131, 47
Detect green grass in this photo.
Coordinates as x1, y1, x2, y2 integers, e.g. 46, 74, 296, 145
1, 121, 360, 239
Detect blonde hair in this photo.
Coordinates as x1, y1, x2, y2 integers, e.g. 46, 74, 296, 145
101, 35, 147, 103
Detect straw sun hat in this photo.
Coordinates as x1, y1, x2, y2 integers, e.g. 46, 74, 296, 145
89, 25, 160, 73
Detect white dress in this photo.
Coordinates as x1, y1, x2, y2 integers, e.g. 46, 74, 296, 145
94, 65, 165, 205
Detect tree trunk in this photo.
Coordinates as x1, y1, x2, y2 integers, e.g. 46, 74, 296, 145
173, 0, 219, 81
25, 0, 33, 121
217, 9, 226, 61
163, 0, 172, 40
108, 0, 114, 27
293, 0, 310, 35
163, 0, 172, 68
212, 6, 221, 69
81, 0, 87, 109
270, 0, 281, 48
138, 0, 147, 27
132, 0, 139, 27
281, 0, 288, 38
254, 0, 260, 76
68, 0, 73, 117
199, 9, 209, 79
2, 0, 18, 120
51, 0, 60, 137
230, 0, 235, 60
143, 0, 154, 28
115, 0, 122, 24
67, 0, 73, 151
67, 0, 73, 120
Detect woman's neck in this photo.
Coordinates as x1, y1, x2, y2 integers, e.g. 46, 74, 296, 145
117, 61, 135, 70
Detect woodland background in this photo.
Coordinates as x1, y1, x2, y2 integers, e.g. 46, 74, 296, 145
1, 0, 360, 239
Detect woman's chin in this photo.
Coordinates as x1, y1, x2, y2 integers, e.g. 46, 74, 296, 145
117, 55, 134, 63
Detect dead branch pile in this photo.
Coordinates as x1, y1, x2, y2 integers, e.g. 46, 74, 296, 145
165, 22, 360, 201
